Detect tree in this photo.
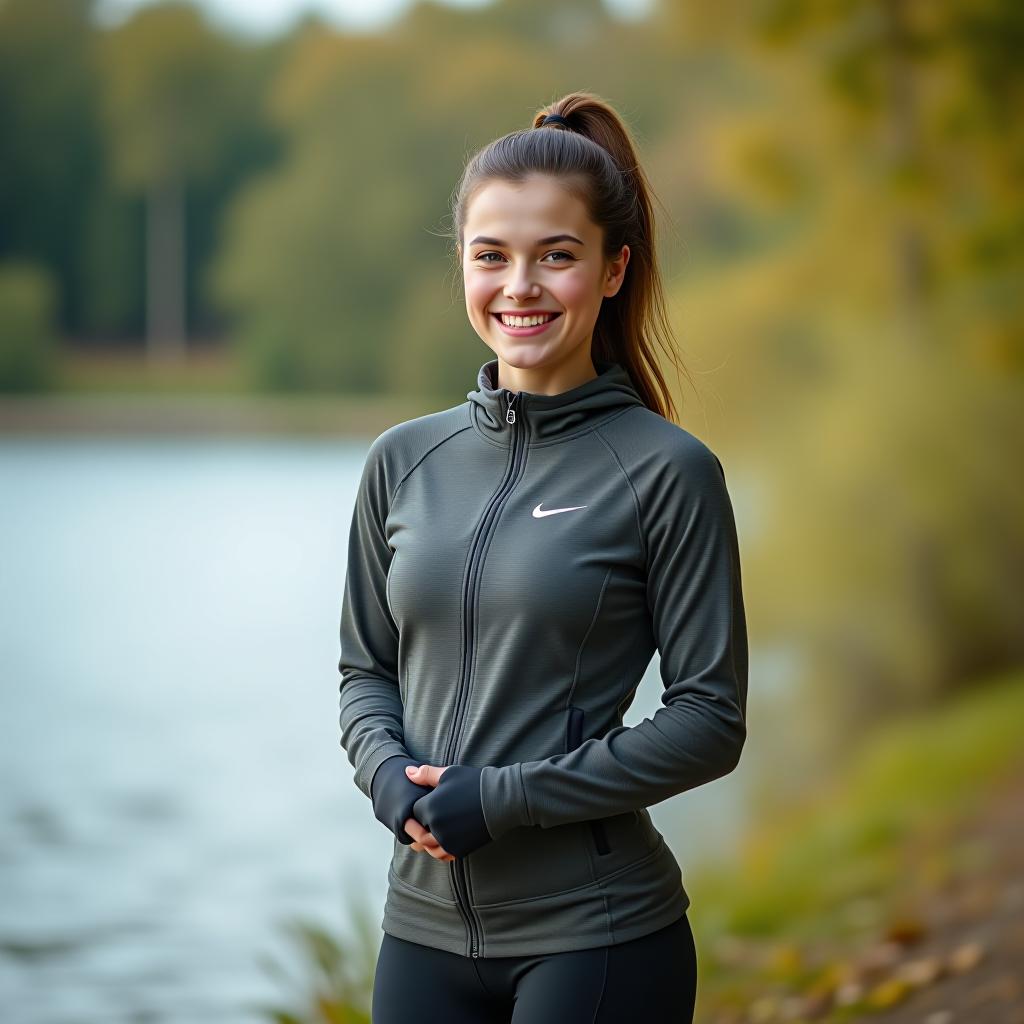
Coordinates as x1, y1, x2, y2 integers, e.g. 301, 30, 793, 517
0, 0, 103, 335
97, 1, 236, 362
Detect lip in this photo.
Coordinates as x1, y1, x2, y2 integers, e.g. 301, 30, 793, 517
491, 311, 561, 316
491, 311, 563, 337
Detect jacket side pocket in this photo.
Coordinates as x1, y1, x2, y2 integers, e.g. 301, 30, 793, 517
565, 706, 611, 856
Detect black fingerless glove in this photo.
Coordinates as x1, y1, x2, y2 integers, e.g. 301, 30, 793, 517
370, 755, 431, 845
411, 764, 492, 859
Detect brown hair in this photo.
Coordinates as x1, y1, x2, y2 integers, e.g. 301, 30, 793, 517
450, 91, 690, 423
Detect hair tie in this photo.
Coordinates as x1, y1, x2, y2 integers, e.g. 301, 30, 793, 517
539, 113, 572, 129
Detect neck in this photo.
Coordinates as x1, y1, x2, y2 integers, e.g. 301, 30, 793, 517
495, 347, 598, 397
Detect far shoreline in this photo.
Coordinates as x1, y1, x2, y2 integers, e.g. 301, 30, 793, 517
0, 393, 444, 438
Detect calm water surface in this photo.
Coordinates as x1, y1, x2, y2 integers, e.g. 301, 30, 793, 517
0, 435, 789, 1022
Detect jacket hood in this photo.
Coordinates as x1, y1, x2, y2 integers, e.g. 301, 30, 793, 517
467, 357, 647, 445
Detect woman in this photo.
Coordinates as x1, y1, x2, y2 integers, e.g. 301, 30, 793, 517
338, 91, 748, 1023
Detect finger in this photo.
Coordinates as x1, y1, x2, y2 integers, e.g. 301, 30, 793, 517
416, 829, 441, 849
409, 831, 452, 859
410, 840, 454, 860
412, 842, 450, 857
404, 818, 430, 843
405, 819, 443, 852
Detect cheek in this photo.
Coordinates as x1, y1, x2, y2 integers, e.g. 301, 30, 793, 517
464, 273, 492, 315
554, 271, 602, 313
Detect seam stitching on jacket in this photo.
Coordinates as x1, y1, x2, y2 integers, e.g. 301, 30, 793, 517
516, 761, 531, 824
389, 419, 475, 505
593, 423, 651, 706
591, 859, 613, 945
569, 564, 613, 711
593, 424, 647, 566
388, 864, 457, 907
569, 568, 611, 886
470, 838, 666, 908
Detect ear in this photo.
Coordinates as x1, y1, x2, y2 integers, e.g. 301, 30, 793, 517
603, 244, 630, 299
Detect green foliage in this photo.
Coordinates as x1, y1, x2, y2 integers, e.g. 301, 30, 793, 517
250, 882, 378, 1024
690, 669, 1024, 947
95, 1, 238, 188
208, 12, 616, 392
668, 0, 1024, 736
0, 0, 104, 333
0, 261, 60, 392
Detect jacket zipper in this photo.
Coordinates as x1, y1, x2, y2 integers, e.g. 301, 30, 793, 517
444, 387, 527, 957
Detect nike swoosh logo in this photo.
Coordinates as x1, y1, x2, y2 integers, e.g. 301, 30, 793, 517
532, 503, 588, 518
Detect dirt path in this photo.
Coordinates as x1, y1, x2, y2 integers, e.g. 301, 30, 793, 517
851, 758, 1024, 1023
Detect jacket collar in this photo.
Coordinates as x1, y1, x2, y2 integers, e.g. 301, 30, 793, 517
467, 356, 646, 445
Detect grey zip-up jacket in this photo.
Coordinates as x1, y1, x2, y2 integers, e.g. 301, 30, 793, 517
338, 356, 748, 958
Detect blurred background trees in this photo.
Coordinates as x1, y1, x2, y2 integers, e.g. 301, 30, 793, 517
1, 0, 1021, 751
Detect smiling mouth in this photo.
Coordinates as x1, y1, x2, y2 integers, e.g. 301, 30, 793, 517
491, 312, 563, 326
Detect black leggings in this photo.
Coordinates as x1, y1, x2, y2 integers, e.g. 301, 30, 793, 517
371, 912, 698, 1023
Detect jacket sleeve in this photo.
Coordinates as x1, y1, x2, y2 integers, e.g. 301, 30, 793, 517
478, 440, 748, 840
337, 433, 415, 802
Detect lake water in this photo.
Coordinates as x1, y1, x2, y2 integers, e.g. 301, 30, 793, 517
0, 435, 790, 1022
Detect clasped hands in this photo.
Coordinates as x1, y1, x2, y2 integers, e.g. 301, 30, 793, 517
404, 764, 455, 861
369, 756, 493, 861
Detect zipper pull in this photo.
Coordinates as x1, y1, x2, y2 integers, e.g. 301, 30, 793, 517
506, 391, 521, 425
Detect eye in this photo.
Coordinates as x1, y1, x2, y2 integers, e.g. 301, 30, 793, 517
473, 251, 575, 264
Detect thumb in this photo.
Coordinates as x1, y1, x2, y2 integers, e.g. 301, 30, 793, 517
405, 763, 443, 787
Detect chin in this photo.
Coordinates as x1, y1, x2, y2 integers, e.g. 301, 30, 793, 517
491, 343, 558, 369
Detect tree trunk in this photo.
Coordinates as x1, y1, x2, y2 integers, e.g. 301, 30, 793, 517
145, 173, 186, 363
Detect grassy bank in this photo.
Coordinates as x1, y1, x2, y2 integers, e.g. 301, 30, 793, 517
687, 669, 1024, 1021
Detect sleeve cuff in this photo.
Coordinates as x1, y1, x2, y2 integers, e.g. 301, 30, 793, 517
479, 762, 531, 839
356, 741, 413, 799
369, 753, 429, 845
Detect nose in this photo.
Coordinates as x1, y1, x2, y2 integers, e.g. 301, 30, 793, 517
503, 267, 541, 304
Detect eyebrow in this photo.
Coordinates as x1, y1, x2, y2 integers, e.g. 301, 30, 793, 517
468, 234, 585, 247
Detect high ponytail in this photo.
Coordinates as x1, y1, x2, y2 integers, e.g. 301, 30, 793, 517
450, 91, 691, 423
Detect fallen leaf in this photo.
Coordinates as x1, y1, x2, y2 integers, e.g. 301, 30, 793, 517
866, 977, 912, 1008
947, 940, 984, 973
896, 955, 945, 987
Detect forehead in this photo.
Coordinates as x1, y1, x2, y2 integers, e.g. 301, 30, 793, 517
464, 175, 596, 241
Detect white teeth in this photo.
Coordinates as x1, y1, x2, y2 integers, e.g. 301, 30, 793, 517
499, 313, 556, 327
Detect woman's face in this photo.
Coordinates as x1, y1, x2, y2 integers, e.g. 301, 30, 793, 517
461, 174, 629, 383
